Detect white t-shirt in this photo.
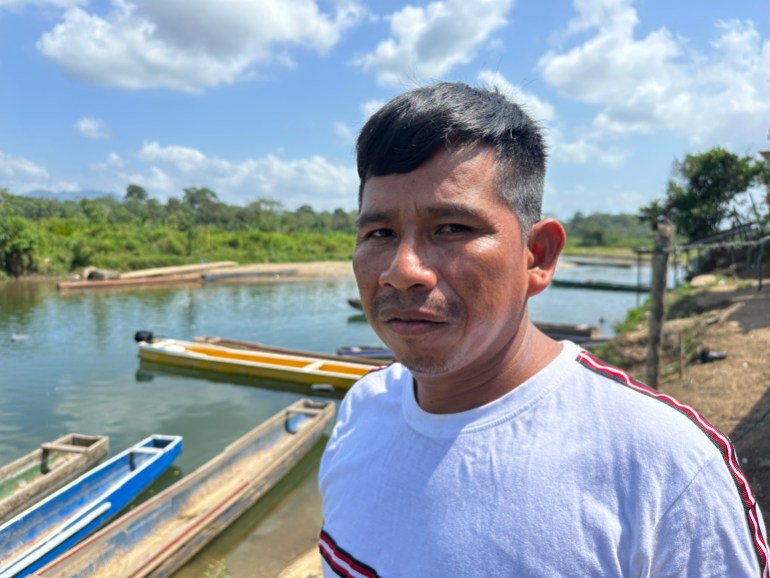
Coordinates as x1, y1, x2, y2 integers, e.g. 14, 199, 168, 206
319, 341, 768, 577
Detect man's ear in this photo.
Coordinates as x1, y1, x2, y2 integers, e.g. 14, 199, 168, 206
526, 219, 566, 298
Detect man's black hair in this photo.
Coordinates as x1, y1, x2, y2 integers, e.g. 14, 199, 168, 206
356, 81, 547, 235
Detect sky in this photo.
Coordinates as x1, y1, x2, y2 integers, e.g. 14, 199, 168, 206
0, 0, 768, 219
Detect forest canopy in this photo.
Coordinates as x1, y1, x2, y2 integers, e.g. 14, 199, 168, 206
0, 184, 654, 278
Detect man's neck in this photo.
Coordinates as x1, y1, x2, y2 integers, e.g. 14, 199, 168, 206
412, 324, 563, 414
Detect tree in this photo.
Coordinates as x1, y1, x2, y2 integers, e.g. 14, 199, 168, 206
0, 215, 37, 276
125, 184, 148, 202
182, 187, 218, 211
640, 148, 763, 241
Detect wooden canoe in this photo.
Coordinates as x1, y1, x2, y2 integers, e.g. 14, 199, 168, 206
201, 267, 300, 282
0, 435, 182, 577
336, 345, 394, 360
0, 434, 109, 525
118, 262, 239, 280
34, 399, 335, 578
137, 338, 376, 389
194, 335, 388, 366
57, 273, 203, 291
550, 278, 650, 293
345, 298, 603, 344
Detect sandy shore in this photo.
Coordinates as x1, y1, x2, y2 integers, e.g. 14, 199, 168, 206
222, 261, 354, 280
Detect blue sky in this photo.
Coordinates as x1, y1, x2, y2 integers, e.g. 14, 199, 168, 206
1, 0, 768, 219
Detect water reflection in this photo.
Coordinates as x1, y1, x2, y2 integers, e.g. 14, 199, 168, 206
0, 267, 648, 573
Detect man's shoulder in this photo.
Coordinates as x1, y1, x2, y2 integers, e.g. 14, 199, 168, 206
569, 349, 725, 457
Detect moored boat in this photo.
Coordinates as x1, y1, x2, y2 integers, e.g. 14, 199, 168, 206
0, 434, 109, 525
193, 335, 387, 366
57, 273, 203, 291
336, 345, 394, 360
0, 435, 182, 577
34, 399, 335, 578
345, 298, 603, 346
136, 336, 375, 389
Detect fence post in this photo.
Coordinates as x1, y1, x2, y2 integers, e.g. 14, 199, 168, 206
646, 216, 676, 389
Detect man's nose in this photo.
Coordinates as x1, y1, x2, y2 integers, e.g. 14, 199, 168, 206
379, 239, 437, 291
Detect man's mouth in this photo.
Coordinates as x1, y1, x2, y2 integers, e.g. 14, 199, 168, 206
379, 310, 448, 335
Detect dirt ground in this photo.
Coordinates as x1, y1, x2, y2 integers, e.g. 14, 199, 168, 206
608, 277, 770, 515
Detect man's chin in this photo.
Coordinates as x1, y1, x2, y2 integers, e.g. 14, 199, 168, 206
394, 352, 451, 376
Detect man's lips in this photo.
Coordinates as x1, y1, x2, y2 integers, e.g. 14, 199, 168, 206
377, 309, 448, 335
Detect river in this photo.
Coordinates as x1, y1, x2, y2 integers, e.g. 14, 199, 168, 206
0, 259, 655, 576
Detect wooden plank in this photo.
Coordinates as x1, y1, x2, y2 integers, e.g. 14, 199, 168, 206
57, 273, 203, 291
118, 261, 239, 279
0, 434, 109, 525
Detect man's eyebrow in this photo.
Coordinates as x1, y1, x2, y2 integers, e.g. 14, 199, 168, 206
425, 203, 483, 219
356, 211, 391, 229
356, 204, 485, 228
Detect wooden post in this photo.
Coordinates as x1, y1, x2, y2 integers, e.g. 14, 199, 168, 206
646, 216, 676, 388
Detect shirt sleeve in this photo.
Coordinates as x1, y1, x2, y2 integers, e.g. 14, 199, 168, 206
649, 455, 768, 577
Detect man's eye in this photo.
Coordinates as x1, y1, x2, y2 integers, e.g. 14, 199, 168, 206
437, 223, 471, 234
367, 228, 394, 239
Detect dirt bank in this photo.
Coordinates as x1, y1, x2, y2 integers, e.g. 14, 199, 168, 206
607, 278, 770, 515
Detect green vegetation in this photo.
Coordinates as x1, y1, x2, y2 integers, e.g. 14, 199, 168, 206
0, 184, 660, 279
202, 560, 232, 578
639, 147, 770, 242
563, 212, 653, 250
0, 187, 357, 278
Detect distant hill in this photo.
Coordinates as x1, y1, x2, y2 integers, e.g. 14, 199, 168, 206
22, 189, 119, 201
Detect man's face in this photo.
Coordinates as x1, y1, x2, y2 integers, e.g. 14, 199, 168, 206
353, 146, 534, 380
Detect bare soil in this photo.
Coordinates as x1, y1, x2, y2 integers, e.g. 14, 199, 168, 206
607, 278, 770, 514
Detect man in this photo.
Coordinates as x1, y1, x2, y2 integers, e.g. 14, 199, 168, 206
318, 82, 768, 577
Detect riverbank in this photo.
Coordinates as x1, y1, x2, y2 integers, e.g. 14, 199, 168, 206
605, 278, 770, 515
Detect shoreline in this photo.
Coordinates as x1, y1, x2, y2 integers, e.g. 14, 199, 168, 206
0, 261, 356, 285
1, 252, 651, 284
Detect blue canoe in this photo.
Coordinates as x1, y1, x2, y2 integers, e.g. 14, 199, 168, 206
34, 399, 334, 578
0, 434, 182, 577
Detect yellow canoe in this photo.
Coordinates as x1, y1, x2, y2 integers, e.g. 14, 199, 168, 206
137, 338, 379, 389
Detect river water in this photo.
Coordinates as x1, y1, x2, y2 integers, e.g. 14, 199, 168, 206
0, 260, 654, 576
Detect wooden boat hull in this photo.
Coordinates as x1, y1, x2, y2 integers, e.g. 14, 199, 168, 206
336, 345, 394, 360
138, 338, 374, 389
0, 435, 182, 577
346, 298, 602, 344
35, 399, 335, 578
194, 335, 387, 366
0, 434, 109, 525
57, 273, 203, 291
550, 278, 650, 292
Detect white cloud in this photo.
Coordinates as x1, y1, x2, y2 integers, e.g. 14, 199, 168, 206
549, 131, 629, 167
477, 70, 555, 123
544, 182, 648, 219
538, 1, 770, 148
361, 99, 386, 120
334, 121, 355, 145
477, 70, 629, 167
139, 142, 206, 172
118, 143, 359, 209
0, 152, 66, 196
74, 116, 110, 139
36, 0, 365, 92
0, 152, 49, 180
355, 0, 512, 86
